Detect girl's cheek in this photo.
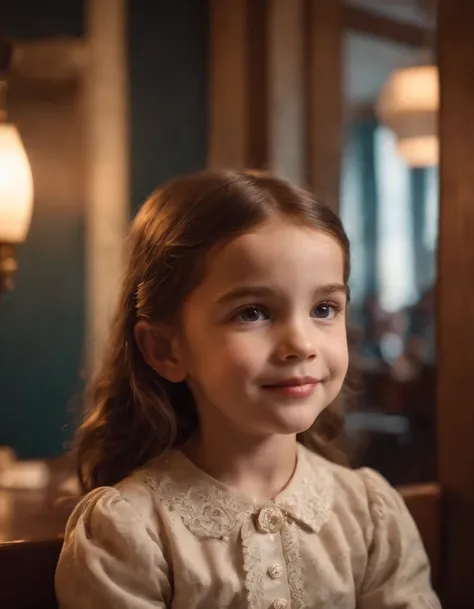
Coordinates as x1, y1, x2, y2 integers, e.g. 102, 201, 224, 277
220, 342, 264, 373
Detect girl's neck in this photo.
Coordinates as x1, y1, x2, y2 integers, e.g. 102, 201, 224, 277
182, 425, 298, 503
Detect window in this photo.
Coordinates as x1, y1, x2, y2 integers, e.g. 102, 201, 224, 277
374, 126, 416, 312
340, 122, 438, 313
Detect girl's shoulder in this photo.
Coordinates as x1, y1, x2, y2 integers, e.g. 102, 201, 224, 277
303, 450, 440, 606
65, 451, 179, 537
56, 461, 174, 608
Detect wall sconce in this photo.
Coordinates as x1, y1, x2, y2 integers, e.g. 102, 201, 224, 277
0, 40, 34, 293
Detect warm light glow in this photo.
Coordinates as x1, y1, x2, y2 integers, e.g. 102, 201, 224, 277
377, 65, 439, 118
376, 65, 439, 167
397, 136, 439, 168
0, 123, 34, 243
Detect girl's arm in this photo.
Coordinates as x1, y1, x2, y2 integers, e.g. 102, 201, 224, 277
55, 487, 171, 609
358, 469, 441, 609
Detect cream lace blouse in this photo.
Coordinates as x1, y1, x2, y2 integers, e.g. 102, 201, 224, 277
55, 444, 441, 609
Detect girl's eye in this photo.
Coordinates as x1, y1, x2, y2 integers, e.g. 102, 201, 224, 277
235, 306, 269, 323
311, 302, 341, 320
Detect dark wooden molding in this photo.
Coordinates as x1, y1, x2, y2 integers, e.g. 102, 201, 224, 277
0, 538, 62, 608
246, 0, 268, 169
346, 102, 377, 122
305, 0, 344, 210
343, 4, 428, 47
437, 0, 474, 605
11, 38, 87, 83
207, 0, 268, 170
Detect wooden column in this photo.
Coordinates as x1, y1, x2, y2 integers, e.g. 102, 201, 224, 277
207, 0, 267, 170
208, 0, 307, 182
208, 0, 343, 196
437, 1, 474, 606
85, 0, 130, 373
306, 0, 344, 210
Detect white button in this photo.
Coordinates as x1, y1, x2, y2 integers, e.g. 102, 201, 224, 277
256, 505, 285, 534
267, 563, 283, 579
271, 599, 288, 609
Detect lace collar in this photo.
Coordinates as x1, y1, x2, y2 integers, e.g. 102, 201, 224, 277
142, 444, 334, 538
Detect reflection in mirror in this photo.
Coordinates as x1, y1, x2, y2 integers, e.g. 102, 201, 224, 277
341, 25, 438, 486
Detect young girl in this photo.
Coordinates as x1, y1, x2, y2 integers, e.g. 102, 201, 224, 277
55, 170, 440, 609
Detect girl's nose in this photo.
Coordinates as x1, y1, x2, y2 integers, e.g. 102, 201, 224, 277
274, 319, 318, 362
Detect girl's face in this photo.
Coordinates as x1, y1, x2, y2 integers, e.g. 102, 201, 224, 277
172, 216, 349, 439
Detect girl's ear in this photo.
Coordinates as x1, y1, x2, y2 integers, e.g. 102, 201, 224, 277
134, 320, 187, 383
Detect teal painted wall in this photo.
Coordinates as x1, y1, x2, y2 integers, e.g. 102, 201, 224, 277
129, 0, 208, 214
0, 0, 208, 458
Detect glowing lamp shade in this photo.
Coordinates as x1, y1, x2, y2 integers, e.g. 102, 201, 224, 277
0, 123, 34, 243
376, 65, 439, 167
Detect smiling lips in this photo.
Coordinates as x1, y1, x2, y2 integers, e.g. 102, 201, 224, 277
262, 377, 320, 399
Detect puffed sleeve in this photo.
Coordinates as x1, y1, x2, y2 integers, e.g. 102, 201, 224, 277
358, 468, 442, 609
55, 487, 171, 609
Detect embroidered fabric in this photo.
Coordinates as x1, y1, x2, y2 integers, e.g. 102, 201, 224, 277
143, 447, 334, 608
281, 522, 308, 609
145, 447, 334, 535
241, 518, 265, 609
155, 476, 254, 539
277, 468, 334, 533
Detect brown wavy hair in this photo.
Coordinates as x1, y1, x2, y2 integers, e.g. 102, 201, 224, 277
76, 170, 352, 492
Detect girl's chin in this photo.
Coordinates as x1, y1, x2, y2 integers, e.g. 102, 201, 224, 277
261, 409, 325, 436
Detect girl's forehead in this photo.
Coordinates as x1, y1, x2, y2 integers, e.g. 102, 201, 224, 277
198, 218, 345, 293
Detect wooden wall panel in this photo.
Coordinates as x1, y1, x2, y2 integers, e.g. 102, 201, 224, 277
437, 1, 474, 606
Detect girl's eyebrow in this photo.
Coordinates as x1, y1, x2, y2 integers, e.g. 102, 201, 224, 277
215, 286, 274, 306
215, 283, 348, 305
317, 283, 349, 298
